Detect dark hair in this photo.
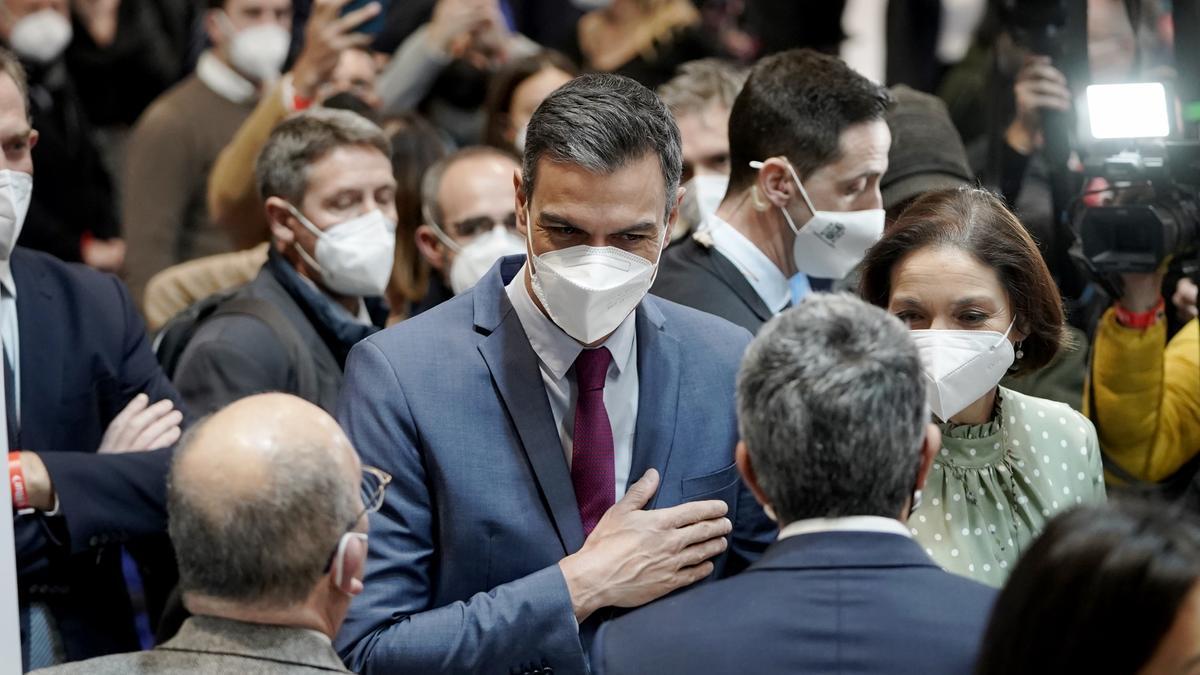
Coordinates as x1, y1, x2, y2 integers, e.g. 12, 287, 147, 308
976, 501, 1200, 675
738, 294, 927, 524
381, 113, 449, 310
727, 48, 891, 193
522, 73, 682, 219
859, 188, 1065, 376
482, 50, 577, 152
322, 91, 379, 125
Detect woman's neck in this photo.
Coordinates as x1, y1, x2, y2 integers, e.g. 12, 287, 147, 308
948, 387, 999, 427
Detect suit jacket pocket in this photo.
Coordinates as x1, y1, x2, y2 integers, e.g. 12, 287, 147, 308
681, 462, 740, 500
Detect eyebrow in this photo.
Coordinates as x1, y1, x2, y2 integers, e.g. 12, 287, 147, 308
539, 211, 658, 235
891, 296, 998, 308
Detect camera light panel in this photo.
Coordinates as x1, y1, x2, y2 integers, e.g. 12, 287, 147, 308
1086, 83, 1170, 140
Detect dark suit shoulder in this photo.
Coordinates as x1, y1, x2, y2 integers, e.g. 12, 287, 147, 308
652, 239, 769, 335
12, 246, 126, 303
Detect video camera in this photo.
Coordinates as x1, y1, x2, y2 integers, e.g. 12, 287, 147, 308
1074, 83, 1200, 274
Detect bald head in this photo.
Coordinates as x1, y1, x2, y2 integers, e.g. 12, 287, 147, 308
169, 394, 362, 609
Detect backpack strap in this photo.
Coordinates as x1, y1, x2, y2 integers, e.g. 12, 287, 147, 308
211, 297, 322, 405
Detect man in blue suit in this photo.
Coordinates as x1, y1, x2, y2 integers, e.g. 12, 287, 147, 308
592, 294, 997, 675
336, 73, 775, 674
0, 48, 187, 669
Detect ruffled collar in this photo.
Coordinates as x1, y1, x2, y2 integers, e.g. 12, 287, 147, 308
937, 389, 1008, 466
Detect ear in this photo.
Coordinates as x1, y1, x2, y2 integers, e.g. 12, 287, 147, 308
264, 197, 297, 246
333, 535, 368, 597
203, 10, 226, 49
915, 423, 940, 491
514, 169, 529, 237
662, 186, 685, 251
27, 129, 37, 151
757, 157, 795, 209
735, 441, 771, 511
415, 224, 447, 271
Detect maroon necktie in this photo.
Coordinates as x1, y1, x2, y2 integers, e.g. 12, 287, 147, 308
572, 347, 615, 537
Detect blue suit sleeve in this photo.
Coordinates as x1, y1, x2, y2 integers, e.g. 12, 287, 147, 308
108, 274, 188, 421
336, 340, 586, 674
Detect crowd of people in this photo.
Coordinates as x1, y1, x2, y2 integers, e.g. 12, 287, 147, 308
5, 0, 1200, 673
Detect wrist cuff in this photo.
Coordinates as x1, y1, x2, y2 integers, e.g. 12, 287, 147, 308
1115, 297, 1166, 329
8, 451, 32, 514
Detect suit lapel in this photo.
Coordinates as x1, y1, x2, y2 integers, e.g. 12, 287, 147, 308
628, 298, 681, 509
695, 241, 774, 323
12, 250, 62, 447
475, 259, 585, 555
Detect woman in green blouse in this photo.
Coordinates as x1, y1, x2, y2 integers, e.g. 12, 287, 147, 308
859, 188, 1106, 586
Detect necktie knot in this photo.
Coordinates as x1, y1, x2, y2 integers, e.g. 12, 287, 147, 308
574, 347, 611, 393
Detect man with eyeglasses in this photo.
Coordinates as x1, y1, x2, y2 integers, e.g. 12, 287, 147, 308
412, 146, 526, 312
34, 392, 390, 675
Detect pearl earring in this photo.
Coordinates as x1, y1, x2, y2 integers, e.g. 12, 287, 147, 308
1015, 341, 1025, 360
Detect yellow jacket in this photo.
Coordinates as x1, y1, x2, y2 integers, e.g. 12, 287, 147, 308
206, 80, 288, 251
1089, 309, 1200, 482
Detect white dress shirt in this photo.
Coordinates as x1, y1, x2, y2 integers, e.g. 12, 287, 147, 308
0, 259, 19, 425
707, 216, 792, 315
777, 515, 913, 541
506, 264, 637, 499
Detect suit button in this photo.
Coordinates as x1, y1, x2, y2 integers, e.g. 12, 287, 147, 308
88, 537, 99, 546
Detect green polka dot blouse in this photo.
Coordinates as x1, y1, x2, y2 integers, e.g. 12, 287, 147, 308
907, 387, 1107, 587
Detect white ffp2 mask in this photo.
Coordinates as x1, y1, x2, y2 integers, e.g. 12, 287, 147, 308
9, 10, 72, 65
751, 160, 885, 280
911, 322, 1016, 422
287, 205, 396, 297
221, 13, 290, 82
445, 226, 526, 295
529, 243, 659, 344
0, 170, 32, 261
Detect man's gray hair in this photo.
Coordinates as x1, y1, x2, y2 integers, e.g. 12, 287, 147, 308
737, 293, 928, 524
657, 58, 748, 118
421, 145, 518, 228
167, 422, 360, 608
256, 107, 391, 206
521, 73, 682, 219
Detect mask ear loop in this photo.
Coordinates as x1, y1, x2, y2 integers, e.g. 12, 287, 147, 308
422, 204, 465, 254
333, 532, 368, 588
749, 159, 818, 235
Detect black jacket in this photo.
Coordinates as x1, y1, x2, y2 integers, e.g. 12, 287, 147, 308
173, 249, 384, 416
651, 236, 776, 335
10, 246, 187, 666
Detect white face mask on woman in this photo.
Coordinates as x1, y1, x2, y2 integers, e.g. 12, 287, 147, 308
528, 239, 661, 345
910, 321, 1016, 422
750, 160, 885, 280
286, 204, 397, 297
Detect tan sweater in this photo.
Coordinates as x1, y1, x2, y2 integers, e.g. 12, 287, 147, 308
122, 75, 257, 302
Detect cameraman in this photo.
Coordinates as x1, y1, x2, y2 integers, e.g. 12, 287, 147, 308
1091, 271, 1200, 483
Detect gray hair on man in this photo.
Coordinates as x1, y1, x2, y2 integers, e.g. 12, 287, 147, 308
736, 293, 928, 525
168, 417, 361, 608
521, 73, 682, 219
657, 58, 748, 118
256, 107, 391, 207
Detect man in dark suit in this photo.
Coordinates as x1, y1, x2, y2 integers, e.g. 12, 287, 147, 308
652, 49, 892, 334
0, 49, 187, 669
172, 108, 393, 416
592, 294, 996, 675
336, 73, 774, 674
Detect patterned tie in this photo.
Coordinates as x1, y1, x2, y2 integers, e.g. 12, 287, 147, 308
572, 347, 615, 537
